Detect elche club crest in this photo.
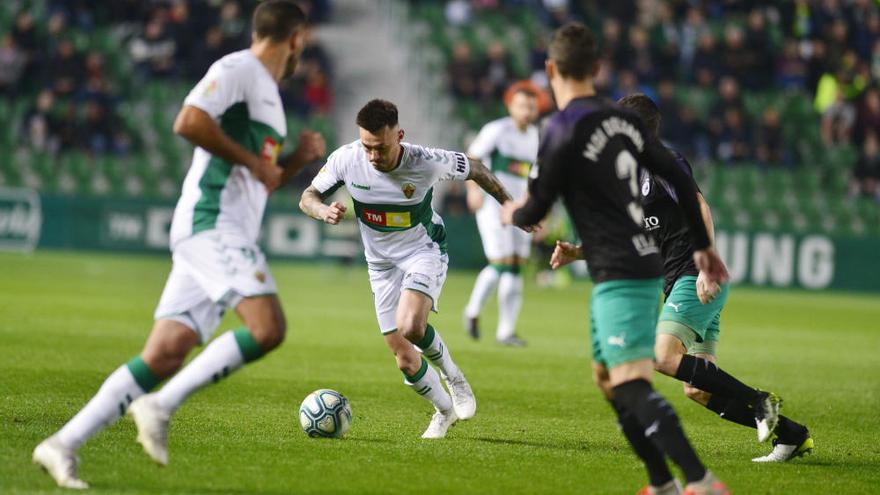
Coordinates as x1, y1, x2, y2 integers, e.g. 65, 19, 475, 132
402, 182, 416, 199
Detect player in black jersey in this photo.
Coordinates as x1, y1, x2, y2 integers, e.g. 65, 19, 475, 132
552, 94, 814, 464
501, 23, 730, 495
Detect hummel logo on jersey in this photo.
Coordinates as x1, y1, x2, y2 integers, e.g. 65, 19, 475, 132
351, 182, 371, 190
666, 302, 682, 312
607, 333, 626, 347
402, 182, 416, 199
261, 98, 277, 107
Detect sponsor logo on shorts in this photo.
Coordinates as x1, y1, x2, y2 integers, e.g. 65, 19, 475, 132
607, 333, 627, 347
402, 182, 416, 199
362, 210, 411, 228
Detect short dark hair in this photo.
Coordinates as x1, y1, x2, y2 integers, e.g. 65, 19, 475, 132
618, 93, 661, 139
252, 0, 306, 43
548, 22, 598, 80
356, 99, 398, 133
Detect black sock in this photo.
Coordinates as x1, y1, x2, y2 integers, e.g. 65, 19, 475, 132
613, 379, 707, 484
706, 395, 756, 429
609, 398, 673, 487
676, 355, 761, 404
775, 415, 809, 444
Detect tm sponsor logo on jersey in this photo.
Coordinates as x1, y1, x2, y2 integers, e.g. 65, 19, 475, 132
362, 210, 411, 228
261, 137, 281, 165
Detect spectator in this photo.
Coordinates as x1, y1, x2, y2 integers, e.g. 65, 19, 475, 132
691, 32, 719, 86
720, 24, 750, 81
448, 41, 479, 99
655, 79, 687, 150
716, 107, 752, 162
601, 18, 626, 71
755, 108, 790, 167
130, 18, 177, 80
777, 39, 809, 91
825, 19, 850, 72
708, 76, 746, 140
190, 26, 227, 79
871, 39, 880, 82
745, 8, 775, 89
21, 89, 61, 153
612, 69, 656, 101
679, 7, 708, 73
480, 41, 515, 98
219, 1, 249, 50
623, 26, 656, 84
0, 34, 27, 98
820, 84, 857, 146
45, 39, 84, 97
854, 86, 880, 146
303, 69, 332, 115
851, 131, 880, 200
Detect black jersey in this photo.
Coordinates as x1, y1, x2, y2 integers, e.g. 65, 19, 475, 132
640, 148, 701, 296
513, 96, 710, 284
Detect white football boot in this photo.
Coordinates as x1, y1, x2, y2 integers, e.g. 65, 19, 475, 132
32, 436, 89, 489
753, 392, 782, 443
445, 373, 476, 420
128, 394, 171, 466
752, 435, 814, 462
421, 408, 458, 439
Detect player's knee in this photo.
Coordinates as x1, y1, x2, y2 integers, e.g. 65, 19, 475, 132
591, 365, 613, 399
653, 349, 681, 377
396, 316, 425, 343
249, 315, 287, 352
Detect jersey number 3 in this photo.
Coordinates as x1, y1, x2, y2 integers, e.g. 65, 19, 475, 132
615, 150, 645, 226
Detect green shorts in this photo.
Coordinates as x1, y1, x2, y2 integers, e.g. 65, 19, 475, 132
590, 278, 663, 369
657, 275, 729, 355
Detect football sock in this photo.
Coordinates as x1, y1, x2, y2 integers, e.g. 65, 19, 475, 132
705, 395, 757, 428
155, 328, 262, 412
706, 396, 807, 442
675, 354, 761, 404
464, 265, 500, 318
404, 357, 453, 412
416, 324, 461, 380
613, 379, 707, 484
496, 270, 523, 340
609, 398, 673, 487
56, 357, 159, 450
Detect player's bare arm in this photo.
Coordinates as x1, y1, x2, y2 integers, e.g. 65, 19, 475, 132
695, 192, 726, 304
279, 130, 327, 185
464, 177, 484, 213
467, 158, 511, 206
173, 105, 282, 192
299, 185, 346, 224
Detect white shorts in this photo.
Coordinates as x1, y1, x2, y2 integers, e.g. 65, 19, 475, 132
154, 231, 277, 343
476, 199, 532, 260
368, 253, 448, 334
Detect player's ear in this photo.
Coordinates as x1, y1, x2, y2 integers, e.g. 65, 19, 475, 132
397, 128, 405, 142
545, 59, 555, 81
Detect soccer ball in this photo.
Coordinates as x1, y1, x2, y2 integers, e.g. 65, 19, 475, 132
299, 389, 352, 438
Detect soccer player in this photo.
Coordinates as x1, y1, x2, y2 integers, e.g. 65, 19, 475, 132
300, 99, 524, 438
551, 93, 813, 464
33, 2, 325, 489
502, 23, 730, 495
463, 87, 540, 346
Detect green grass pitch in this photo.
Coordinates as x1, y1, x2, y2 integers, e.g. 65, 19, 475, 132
1, 250, 878, 494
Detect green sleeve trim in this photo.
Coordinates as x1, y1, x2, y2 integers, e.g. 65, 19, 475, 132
127, 356, 160, 393
415, 324, 436, 349
233, 327, 264, 363
320, 180, 345, 199
404, 357, 429, 383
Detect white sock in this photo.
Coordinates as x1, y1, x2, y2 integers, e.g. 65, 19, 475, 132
416, 325, 461, 380
464, 266, 500, 318
56, 364, 148, 450
154, 330, 252, 412
405, 358, 453, 412
497, 272, 524, 340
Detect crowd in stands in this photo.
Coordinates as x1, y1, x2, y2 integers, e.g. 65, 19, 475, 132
437, 0, 880, 201
0, 0, 333, 159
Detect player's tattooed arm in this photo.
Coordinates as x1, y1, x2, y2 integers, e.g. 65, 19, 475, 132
299, 185, 346, 224
466, 158, 512, 205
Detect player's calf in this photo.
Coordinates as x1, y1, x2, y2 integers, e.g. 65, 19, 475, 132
683, 383, 711, 407
236, 295, 287, 353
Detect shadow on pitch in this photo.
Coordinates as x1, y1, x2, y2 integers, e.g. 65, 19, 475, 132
470, 436, 592, 451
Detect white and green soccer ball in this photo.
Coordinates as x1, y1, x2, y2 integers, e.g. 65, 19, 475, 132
299, 389, 352, 438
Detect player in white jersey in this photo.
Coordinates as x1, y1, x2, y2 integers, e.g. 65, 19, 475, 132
300, 99, 531, 439
463, 87, 539, 346
33, 2, 325, 489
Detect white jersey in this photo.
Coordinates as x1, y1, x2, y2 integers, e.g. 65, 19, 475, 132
168, 49, 286, 248
467, 116, 539, 202
311, 141, 470, 267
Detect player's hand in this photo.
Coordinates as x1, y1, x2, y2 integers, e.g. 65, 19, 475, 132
321, 201, 347, 225
500, 199, 537, 232
466, 187, 483, 213
696, 270, 722, 305
550, 241, 581, 270
293, 130, 326, 164
253, 159, 282, 193
692, 247, 729, 287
